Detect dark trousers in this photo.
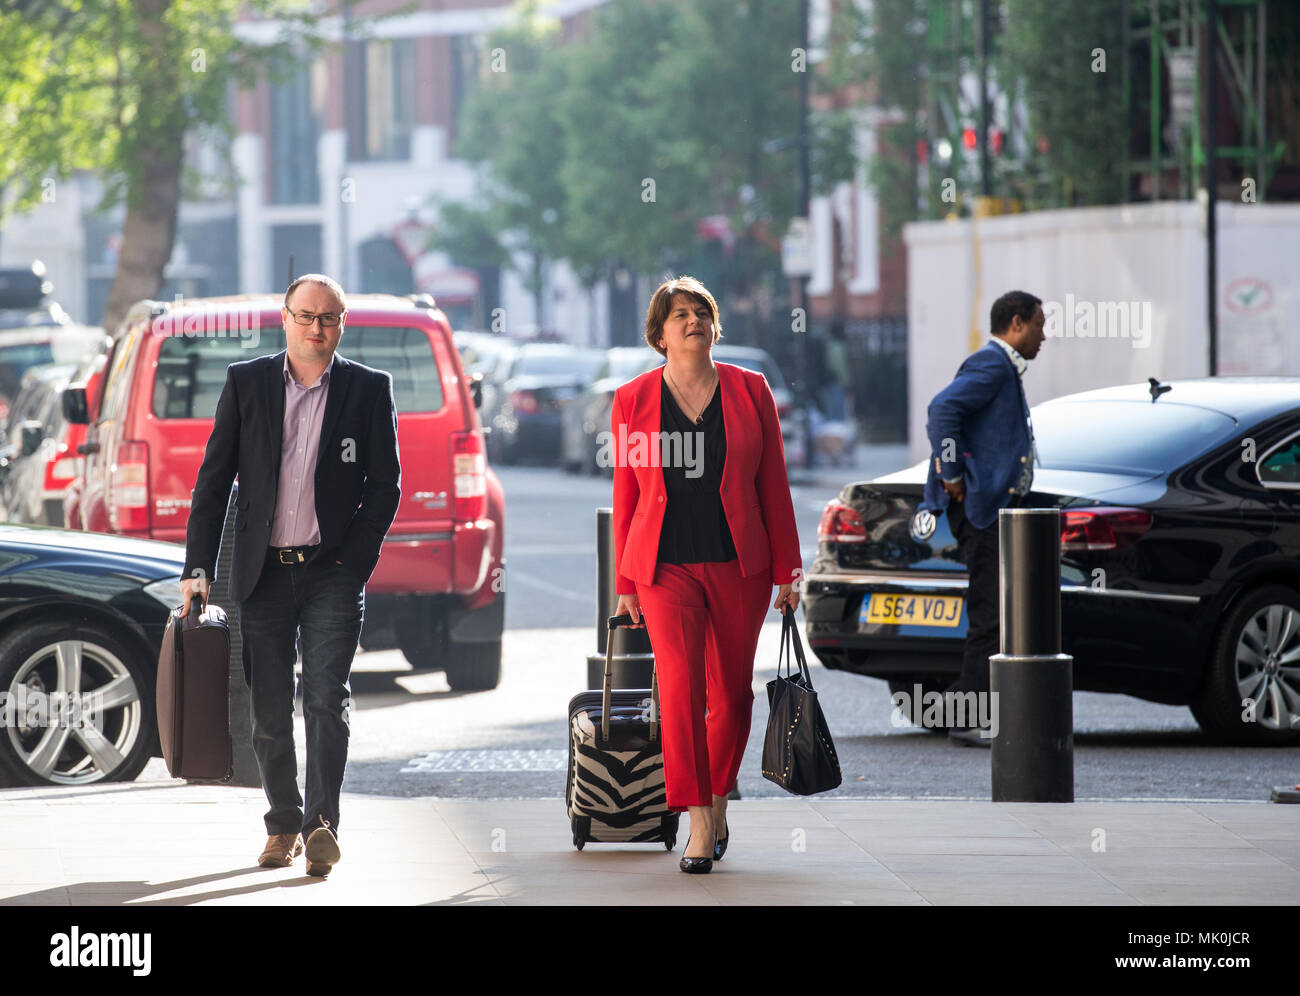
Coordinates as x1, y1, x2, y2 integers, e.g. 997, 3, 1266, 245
240, 550, 364, 838
947, 498, 1002, 696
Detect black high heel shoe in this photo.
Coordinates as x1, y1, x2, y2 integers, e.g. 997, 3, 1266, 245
679, 834, 714, 874
713, 824, 728, 862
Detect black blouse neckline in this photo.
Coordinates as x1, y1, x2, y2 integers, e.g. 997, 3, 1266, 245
661, 373, 722, 426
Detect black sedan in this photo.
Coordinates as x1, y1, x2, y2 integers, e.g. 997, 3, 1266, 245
0, 525, 185, 785
802, 377, 1300, 745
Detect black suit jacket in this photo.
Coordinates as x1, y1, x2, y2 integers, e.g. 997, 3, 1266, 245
182, 349, 402, 605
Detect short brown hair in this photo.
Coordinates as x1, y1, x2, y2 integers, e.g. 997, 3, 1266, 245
644, 276, 723, 356
285, 273, 347, 310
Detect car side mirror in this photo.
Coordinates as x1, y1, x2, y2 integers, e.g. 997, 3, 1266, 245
470, 372, 484, 409
62, 385, 89, 425
20, 421, 43, 457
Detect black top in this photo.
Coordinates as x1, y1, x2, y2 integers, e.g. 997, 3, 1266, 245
656, 375, 738, 565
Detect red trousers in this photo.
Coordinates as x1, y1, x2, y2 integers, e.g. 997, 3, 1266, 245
635, 560, 772, 811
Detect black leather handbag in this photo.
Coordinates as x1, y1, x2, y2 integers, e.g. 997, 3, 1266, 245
761, 607, 843, 795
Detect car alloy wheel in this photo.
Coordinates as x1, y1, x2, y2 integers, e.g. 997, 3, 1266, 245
1234, 603, 1300, 733
0, 624, 151, 786
1192, 585, 1300, 745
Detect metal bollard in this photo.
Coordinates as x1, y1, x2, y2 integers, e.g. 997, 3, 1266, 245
588, 508, 654, 688
989, 507, 1074, 802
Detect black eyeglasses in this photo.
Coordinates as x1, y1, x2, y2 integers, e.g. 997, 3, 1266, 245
286, 308, 344, 328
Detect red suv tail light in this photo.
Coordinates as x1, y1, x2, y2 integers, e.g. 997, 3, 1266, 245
451, 431, 486, 521
818, 498, 867, 544
109, 440, 150, 532
509, 390, 539, 415
1060, 507, 1153, 551
45, 442, 79, 491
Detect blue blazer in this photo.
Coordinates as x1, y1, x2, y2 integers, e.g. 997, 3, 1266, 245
920, 342, 1034, 530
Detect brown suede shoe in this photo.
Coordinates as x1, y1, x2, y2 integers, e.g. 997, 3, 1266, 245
304, 825, 341, 878
258, 833, 303, 868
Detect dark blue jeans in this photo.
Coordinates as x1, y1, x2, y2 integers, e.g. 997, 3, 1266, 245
240, 550, 364, 838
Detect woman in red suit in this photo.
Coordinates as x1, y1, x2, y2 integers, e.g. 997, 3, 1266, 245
611, 275, 801, 874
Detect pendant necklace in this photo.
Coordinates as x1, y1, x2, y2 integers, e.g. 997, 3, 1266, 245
667, 367, 716, 424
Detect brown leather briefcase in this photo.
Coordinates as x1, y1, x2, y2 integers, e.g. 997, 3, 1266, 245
156, 595, 232, 781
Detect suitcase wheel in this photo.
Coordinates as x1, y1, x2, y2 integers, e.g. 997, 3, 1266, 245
661, 814, 677, 851
571, 814, 590, 851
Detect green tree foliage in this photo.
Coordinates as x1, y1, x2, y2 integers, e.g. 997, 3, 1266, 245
0, 0, 331, 330
830, 0, 927, 237
998, 0, 1127, 206
454, 0, 851, 290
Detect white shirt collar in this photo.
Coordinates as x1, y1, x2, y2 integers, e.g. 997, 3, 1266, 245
989, 335, 1027, 377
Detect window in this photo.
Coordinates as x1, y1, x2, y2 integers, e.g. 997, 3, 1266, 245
1032, 401, 1240, 476
100, 329, 144, 423
346, 39, 416, 162
151, 326, 442, 419
449, 34, 482, 146
269, 60, 325, 204
1258, 430, 1300, 488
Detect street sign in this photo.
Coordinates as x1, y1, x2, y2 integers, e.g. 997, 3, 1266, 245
782, 216, 812, 278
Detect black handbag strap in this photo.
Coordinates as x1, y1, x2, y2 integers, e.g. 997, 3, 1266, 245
778, 606, 813, 687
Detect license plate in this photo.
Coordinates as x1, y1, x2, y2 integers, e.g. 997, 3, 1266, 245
862, 593, 963, 627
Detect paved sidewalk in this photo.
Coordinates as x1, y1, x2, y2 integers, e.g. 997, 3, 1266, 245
1, 783, 1296, 905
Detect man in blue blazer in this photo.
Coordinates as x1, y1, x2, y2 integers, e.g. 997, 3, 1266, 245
921, 291, 1045, 745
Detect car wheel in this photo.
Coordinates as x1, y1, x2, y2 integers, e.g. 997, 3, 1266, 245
887, 678, 956, 733
398, 630, 444, 672
0, 620, 155, 786
444, 640, 502, 692
1190, 585, 1300, 745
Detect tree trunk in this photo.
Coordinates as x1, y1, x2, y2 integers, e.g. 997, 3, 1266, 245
102, 0, 185, 334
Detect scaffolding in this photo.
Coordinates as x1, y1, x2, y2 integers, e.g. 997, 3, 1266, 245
1125, 0, 1284, 201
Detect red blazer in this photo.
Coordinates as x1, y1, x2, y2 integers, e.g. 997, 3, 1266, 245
611, 361, 802, 595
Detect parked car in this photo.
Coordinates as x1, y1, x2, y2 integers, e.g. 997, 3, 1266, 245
63, 294, 505, 690
60, 341, 112, 531
454, 331, 516, 437
802, 377, 1300, 745
0, 325, 105, 426
0, 262, 72, 333
562, 347, 665, 475
0, 363, 78, 524
0, 523, 186, 786
485, 342, 605, 465
711, 344, 794, 419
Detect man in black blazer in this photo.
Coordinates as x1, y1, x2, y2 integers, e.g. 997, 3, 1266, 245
180, 274, 400, 876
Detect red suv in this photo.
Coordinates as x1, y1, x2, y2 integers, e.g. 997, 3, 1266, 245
63, 294, 505, 690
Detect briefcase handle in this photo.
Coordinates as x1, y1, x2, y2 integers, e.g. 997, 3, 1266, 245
181, 589, 206, 621
602, 613, 659, 745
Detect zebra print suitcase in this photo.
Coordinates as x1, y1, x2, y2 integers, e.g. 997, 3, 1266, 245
566, 614, 679, 851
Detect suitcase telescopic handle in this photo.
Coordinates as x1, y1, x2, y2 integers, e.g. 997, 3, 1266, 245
601, 613, 659, 744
